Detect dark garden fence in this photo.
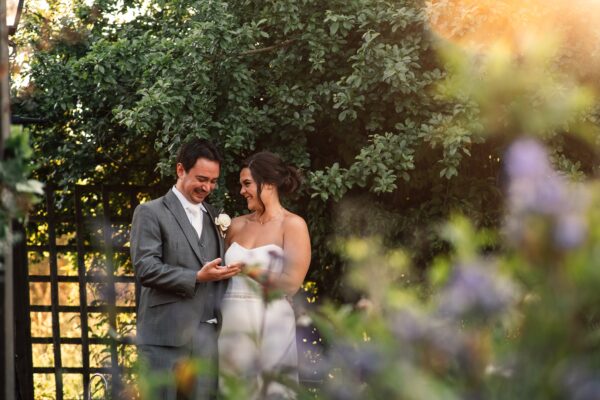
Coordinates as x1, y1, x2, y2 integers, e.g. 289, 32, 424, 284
14, 184, 163, 400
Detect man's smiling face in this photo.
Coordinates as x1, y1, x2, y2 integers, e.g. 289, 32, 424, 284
175, 157, 220, 204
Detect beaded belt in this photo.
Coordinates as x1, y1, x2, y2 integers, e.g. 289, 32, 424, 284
223, 292, 262, 300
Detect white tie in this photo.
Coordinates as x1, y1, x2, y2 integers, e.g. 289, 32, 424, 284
187, 206, 203, 238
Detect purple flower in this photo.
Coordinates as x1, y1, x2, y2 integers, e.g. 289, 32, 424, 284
504, 137, 553, 181
268, 249, 285, 261
389, 309, 430, 344
389, 309, 468, 363
504, 138, 565, 215
555, 213, 588, 249
319, 342, 388, 400
437, 262, 518, 321
327, 342, 385, 381
324, 383, 361, 400
563, 364, 600, 400
504, 138, 589, 250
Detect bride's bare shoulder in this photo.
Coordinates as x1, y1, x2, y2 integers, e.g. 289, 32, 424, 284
227, 214, 251, 238
232, 214, 247, 223
282, 211, 308, 230
282, 212, 310, 249
231, 214, 251, 227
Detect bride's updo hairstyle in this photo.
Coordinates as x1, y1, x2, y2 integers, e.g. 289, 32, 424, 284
242, 151, 302, 205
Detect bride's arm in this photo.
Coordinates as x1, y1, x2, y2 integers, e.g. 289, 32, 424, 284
276, 215, 311, 295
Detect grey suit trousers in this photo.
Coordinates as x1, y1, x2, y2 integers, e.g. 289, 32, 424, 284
138, 323, 218, 400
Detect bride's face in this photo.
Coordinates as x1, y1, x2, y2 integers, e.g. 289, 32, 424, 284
240, 168, 260, 211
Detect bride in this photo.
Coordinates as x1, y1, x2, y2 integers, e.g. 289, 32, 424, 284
218, 151, 311, 399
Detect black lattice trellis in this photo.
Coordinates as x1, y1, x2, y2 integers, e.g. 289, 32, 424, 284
16, 185, 161, 400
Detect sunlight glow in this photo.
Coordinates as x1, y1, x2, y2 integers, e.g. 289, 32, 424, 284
426, 0, 600, 83
426, 0, 600, 55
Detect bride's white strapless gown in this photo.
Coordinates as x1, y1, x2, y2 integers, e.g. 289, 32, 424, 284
219, 242, 298, 398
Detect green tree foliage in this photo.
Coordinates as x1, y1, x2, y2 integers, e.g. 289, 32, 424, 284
13, 0, 599, 296
0, 128, 43, 250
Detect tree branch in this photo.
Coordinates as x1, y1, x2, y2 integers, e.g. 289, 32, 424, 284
239, 39, 296, 56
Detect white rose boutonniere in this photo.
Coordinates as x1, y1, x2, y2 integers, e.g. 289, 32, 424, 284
214, 213, 231, 238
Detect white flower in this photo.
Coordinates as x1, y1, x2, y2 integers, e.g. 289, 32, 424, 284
215, 213, 231, 228
16, 179, 45, 195
214, 213, 231, 238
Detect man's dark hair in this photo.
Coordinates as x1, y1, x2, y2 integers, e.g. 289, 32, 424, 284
176, 138, 222, 172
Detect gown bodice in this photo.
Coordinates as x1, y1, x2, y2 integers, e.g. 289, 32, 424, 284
224, 242, 284, 297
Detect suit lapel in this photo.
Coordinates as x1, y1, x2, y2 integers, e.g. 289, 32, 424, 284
203, 203, 224, 259
163, 189, 206, 265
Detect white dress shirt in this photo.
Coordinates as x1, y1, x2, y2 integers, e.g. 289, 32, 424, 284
172, 186, 206, 238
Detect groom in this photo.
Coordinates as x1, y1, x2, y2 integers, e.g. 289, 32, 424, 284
130, 138, 241, 400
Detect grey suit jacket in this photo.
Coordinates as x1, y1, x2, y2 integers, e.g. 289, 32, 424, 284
130, 189, 227, 347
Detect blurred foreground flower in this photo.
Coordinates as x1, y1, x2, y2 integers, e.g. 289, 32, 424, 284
174, 359, 200, 396
562, 364, 600, 400
390, 308, 468, 364
504, 138, 589, 251
15, 179, 44, 195
437, 262, 519, 322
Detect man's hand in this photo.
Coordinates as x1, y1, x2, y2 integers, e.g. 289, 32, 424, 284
196, 258, 242, 282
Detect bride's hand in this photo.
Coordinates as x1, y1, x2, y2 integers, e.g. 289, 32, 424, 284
196, 258, 241, 282
226, 261, 245, 271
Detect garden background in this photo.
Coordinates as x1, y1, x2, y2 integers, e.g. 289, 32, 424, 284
2, 0, 600, 398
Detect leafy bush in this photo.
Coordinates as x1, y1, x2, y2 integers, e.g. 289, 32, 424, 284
0, 128, 42, 252
15, 0, 598, 297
